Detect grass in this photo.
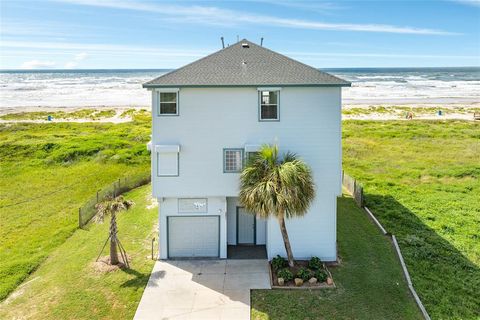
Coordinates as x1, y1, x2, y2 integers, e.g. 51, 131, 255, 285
0, 184, 157, 319
0, 114, 151, 300
251, 194, 422, 320
342, 120, 480, 319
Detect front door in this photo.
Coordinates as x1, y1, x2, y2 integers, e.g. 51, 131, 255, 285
237, 207, 255, 244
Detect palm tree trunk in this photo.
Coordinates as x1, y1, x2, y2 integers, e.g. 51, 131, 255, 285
278, 216, 295, 267
109, 211, 119, 265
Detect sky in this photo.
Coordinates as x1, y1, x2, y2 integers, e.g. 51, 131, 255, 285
1, 0, 479, 69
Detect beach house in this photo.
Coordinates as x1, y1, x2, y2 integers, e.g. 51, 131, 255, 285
143, 39, 350, 261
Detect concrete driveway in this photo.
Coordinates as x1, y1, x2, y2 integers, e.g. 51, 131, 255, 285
134, 259, 270, 320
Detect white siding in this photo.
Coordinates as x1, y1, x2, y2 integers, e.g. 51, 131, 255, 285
152, 86, 342, 261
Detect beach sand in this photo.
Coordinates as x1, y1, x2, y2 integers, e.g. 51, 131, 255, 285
0, 102, 479, 123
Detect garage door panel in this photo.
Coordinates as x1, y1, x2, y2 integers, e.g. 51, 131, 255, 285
168, 216, 219, 258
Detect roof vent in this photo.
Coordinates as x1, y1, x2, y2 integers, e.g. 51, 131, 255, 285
241, 43, 249, 48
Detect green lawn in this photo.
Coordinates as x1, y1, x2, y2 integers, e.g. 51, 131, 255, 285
342, 120, 480, 319
0, 184, 157, 319
0, 117, 150, 300
251, 194, 422, 320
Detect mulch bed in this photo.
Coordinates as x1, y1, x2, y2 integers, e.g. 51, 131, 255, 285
269, 260, 336, 289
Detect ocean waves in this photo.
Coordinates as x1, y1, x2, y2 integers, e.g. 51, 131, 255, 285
0, 67, 479, 108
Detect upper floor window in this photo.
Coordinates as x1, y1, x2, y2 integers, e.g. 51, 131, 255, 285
259, 90, 279, 121
223, 149, 244, 173
158, 92, 178, 115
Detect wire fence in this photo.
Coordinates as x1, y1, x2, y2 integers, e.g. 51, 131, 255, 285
78, 173, 151, 228
342, 170, 364, 207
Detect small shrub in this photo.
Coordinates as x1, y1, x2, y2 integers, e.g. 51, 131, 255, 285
308, 256, 323, 270
296, 267, 312, 281
315, 269, 328, 282
271, 255, 288, 271
277, 268, 293, 281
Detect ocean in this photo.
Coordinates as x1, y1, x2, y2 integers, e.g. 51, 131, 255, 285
0, 67, 479, 108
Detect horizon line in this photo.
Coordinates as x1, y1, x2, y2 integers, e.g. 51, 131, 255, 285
1, 66, 479, 72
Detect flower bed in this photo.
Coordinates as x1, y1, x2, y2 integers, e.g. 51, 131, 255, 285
269, 256, 335, 289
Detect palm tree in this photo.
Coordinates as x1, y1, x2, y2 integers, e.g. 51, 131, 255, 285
95, 195, 134, 265
239, 144, 315, 267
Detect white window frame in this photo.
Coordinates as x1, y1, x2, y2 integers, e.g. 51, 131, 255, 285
157, 89, 179, 116
258, 89, 280, 121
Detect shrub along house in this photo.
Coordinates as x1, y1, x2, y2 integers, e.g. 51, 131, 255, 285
143, 39, 350, 261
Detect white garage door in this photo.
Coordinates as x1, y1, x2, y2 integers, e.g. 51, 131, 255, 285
168, 216, 220, 258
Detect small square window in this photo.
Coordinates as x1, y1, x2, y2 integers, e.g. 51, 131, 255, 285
158, 92, 178, 115
246, 151, 260, 165
259, 91, 279, 120
223, 149, 244, 173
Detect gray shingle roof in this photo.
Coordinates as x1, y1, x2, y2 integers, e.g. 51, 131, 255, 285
143, 39, 350, 88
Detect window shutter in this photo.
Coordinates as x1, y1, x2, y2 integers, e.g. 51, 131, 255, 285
156, 145, 180, 176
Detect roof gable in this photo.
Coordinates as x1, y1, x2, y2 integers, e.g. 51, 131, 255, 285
143, 39, 350, 88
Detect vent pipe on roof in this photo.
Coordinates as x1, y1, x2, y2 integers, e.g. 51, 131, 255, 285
221, 37, 225, 49
261, 37, 264, 46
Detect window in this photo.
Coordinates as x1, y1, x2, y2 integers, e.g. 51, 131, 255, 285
259, 90, 279, 120
223, 149, 244, 173
156, 145, 180, 176
245, 151, 260, 165
244, 144, 261, 165
158, 92, 178, 115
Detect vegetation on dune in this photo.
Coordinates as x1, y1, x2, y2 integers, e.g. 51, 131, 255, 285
0, 108, 119, 121
120, 108, 150, 118
342, 105, 480, 117
0, 185, 157, 320
343, 120, 480, 319
0, 114, 150, 300
251, 194, 422, 320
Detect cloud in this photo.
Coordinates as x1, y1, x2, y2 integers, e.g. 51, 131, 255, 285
75, 52, 88, 60
452, 0, 480, 7
64, 52, 88, 68
287, 51, 480, 59
251, 0, 346, 13
53, 0, 458, 35
2, 41, 209, 58
20, 60, 56, 69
